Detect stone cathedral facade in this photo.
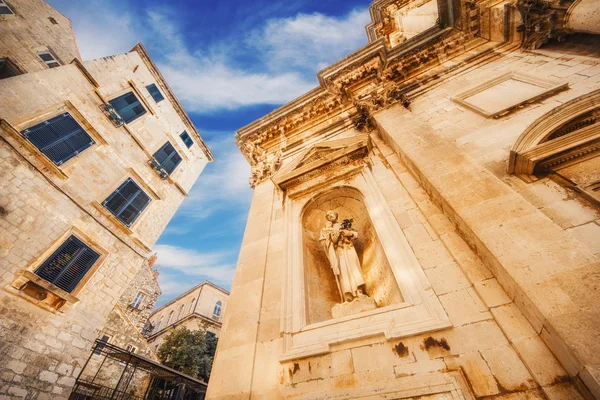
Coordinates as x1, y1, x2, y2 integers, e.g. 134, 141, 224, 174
208, 0, 600, 399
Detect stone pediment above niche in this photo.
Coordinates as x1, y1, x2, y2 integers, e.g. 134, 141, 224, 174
272, 136, 372, 192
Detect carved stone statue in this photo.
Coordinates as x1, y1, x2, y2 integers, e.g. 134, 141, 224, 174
319, 210, 367, 302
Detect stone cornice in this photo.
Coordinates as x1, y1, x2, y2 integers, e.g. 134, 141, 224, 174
516, 0, 576, 49
236, 25, 473, 165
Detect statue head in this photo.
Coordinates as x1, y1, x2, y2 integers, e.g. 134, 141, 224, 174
325, 210, 338, 222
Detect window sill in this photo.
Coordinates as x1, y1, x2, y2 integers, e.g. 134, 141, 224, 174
8, 270, 80, 312
92, 201, 135, 235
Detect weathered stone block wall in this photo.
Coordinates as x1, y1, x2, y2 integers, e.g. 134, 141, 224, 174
0, 0, 81, 73
371, 38, 600, 395
99, 306, 159, 361
113, 261, 161, 332
0, 50, 209, 398
0, 141, 145, 398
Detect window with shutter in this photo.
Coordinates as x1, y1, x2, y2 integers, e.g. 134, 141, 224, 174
108, 92, 146, 123
153, 142, 182, 175
102, 178, 151, 227
35, 236, 100, 293
179, 131, 194, 148
37, 51, 60, 68
146, 84, 164, 103
0, 1, 14, 15
21, 113, 95, 166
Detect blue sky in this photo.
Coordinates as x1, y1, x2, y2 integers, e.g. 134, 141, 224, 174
47, 0, 371, 306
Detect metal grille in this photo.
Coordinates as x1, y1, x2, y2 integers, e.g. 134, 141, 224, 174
153, 142, 182, 175
103, 178, 151, 227
146, 83, 165, 103
109, 92, 146, 123
21, 113, 94, 165
35, 236, 99, 293
179, 131, 194, 148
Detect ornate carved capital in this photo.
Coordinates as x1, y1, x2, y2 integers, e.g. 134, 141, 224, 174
351, 83, 411, 132
516, 0, 575, 49
237, 93, 344, 163
248, 152, 282, 188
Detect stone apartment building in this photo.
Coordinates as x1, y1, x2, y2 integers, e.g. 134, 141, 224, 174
208, 0, 600, 399
146, 281, 229, 353
0, 0, 213, 398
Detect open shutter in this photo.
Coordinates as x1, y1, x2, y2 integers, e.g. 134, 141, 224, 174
153, 142, 182, 175
109, 92, 146, 123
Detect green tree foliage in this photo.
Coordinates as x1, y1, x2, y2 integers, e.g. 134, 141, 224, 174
157, 326, 218, 382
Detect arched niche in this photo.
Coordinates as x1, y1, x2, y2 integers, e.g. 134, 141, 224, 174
278, 155, 450, 361
301, 186, 403, 325
508, 89, 600, 205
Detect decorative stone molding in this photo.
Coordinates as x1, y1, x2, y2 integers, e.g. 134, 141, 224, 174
248, 151, 282, 189
509, 89, 600, 176
273, 136, 372, 193
352, 84, 412, 131
237, 93, 343, 163
452, 71, 568, 118
516, 0, 576, 49
279, 166, 451, 361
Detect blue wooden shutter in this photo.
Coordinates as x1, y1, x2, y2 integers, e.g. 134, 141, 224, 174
102, 178, 151, 226
108, 92, 146, 123
153, 142, 182, 175
35, 236, 100, 293
22, 113, 94, 165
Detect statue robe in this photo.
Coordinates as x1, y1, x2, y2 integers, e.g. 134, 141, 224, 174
319, 224, 365, 300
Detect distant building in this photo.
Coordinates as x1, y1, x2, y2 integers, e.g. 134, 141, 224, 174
0, 0, 213, 397
146, 281, 229, 353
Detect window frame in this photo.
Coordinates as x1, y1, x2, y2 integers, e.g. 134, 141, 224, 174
108, 91, 147, 124
0, 0, 14, 15
152, 141, 183, 175
20, 112, 95, 166
213, 301, 222, 317
34, 235, 100, 294
102, 178, 152, 228
0, 58, 22, 79
146, 83, 165, 103
131, 292, 145, 309
37, 50, 60, 68
179, 131, 194, 148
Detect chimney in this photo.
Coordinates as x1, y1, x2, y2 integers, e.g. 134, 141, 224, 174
148, 253, 158, 268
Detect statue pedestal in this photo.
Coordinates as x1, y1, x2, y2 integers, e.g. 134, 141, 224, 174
332, 296, 377, 319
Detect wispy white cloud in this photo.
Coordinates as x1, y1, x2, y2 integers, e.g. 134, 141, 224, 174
48, 0, 140, 60
252, 10, 371, 73
178, 135, 252, 220
153, 244, 236, 285
48, 0, 369, 111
